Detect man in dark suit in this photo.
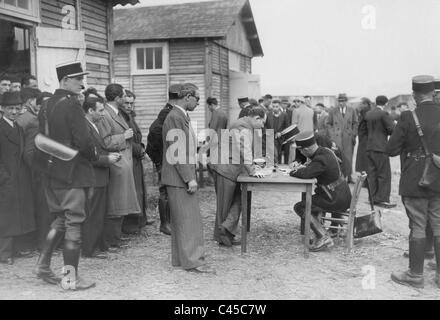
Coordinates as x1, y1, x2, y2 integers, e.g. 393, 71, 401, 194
365, 96, 396, 208
388, 75, 440, 289
146, 96, 175, 236
291, 131, 351, 252
0, 92, 35, 265
81, 95, 121, 258
17, 88, 52, 251
207, 97, 228, 133
34, 61, 98, 290
209, 107, 265, 246
161, 83, 215, 274
266, 100, 289, 164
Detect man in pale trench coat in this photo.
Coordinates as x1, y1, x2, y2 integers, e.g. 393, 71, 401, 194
97, 83, 140, 248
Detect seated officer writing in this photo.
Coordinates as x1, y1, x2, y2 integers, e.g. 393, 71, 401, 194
290, 131, 352, 252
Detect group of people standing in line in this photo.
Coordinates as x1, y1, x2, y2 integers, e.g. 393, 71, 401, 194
1, 61, 440, 290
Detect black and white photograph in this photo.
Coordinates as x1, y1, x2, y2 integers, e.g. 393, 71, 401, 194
1, 0, 440, 304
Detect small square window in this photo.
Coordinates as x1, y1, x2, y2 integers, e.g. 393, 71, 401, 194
132, 44, 167, 74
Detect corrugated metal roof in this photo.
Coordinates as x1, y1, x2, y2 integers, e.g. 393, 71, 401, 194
113, 0, 263, 56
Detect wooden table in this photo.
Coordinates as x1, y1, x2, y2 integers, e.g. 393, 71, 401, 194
237, 173, 316, 258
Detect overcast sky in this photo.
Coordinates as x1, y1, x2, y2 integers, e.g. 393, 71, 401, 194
119, 0, 440, 99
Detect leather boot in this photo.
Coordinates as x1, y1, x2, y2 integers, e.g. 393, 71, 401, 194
62, 240, 95, 291
425, 224, 435, 258
434, 237, 440, 289
34, 229, 64, 285
391, 238, 425, 289
159, 198, 171, 235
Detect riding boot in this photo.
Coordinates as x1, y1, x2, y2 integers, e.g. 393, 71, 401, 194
62, 240, 95, 291
159, 198, 171, 235
34, 229, 64, 284
425, 224, 435, 258
391, 238, 425, 288
434, 237, 440, 288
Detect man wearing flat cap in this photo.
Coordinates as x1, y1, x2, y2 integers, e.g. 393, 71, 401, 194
326, 93, 358, 183
238, 97, 252, 119
387, 75, 440, 289
0, 92, 35, 265
364, 95, 396, 209
34, 61, 98, 290
290, 131, 351, 252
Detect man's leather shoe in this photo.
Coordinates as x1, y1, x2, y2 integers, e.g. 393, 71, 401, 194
391, 270, 424, 289
186, 265, 216, 275
374, 201, 397, 209
15, 249, 36, 258
310, 236, 334, 252
0, 257, 13, 265
218, 227, 232, 247
84, 252, 108, 260
160, 224, 171, 236
34, 267, 61, 285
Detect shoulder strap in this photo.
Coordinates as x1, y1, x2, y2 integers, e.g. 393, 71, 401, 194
324, 147, 343, 178
411, 110, 431, 155
43, 97, 68, 136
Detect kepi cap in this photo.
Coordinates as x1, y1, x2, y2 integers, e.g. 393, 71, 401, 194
412, 75, 435, 93
434, 79, 440, 91
56, 61, 88, 82
238, 97, 249, 104
295, 131, 316, 149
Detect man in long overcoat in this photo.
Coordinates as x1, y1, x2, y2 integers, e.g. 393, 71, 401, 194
326, 93, 358, 182
97, 84, 140, 248
0, 92, 35, 265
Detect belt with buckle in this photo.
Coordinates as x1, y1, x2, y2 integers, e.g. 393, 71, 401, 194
324, 176, 345, 192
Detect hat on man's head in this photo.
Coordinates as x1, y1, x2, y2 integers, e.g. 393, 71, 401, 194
37, 91, 53, 105
249, 98, 259, 106
168, 84, 184, 99
238, 97, 249, 104
21, 88, 41, 103
337, 93, 348, 102
412, 75, 435, 93
375, 95, 388, 106
264, 94, 273, 100
434, 79, 440, 91
56, 61, 89, 82
1, 91, 22, 106
295, 131, 316, 149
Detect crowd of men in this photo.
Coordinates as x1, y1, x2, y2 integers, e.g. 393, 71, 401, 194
1, 61, 440, 290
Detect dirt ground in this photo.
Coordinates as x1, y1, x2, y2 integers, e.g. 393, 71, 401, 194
1, 157, 439, 300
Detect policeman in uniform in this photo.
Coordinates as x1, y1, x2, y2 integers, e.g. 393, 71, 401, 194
291, 131, 352, 252
388, 75, 440, 289
34, 61, 98, 290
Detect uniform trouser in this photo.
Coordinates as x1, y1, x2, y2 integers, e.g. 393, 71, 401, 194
294, 194, 328, 239
45, 187, 89, 244
212, 172, 241, 242
366, 151, 391, 203
0, 237, 13, 260
275, 139, 283, 164
402, 196, 440, 239
167, 186, 205, 270
82, 186, 107, 256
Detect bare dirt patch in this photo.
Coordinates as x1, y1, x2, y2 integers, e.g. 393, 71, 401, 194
0, 157, 439, 300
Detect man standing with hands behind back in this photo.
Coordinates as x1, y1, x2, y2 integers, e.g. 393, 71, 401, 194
161, 83, 215, 274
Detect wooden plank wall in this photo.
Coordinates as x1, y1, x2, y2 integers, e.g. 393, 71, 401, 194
211, 42, 230, 113
40, 0, 112, 94
113, 43, 130, 88
132, 75, 168, 134
40, 0, 76, 28
81, 0, 110, 93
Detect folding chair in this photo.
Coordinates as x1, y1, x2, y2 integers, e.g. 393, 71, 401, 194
321, 172, 368, 253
